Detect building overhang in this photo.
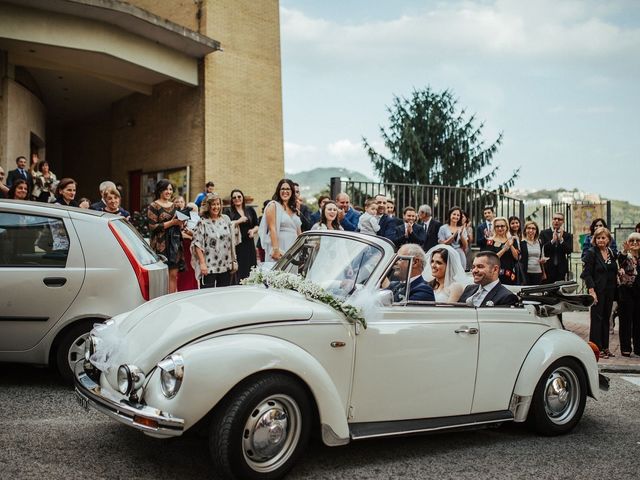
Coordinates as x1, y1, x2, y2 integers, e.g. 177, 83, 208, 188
0, 0, 221, 89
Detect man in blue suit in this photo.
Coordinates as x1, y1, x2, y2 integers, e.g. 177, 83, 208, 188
336, 192, 360, 231
389, 243, 435, 302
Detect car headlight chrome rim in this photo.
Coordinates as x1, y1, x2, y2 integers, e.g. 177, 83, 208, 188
84, 334, 97, 362
158, 354, 184, 398
117, 364, 145, 396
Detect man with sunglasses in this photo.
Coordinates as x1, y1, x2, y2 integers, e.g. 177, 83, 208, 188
539, 212, 573, 283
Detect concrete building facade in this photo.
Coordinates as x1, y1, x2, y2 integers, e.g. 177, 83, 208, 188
0, 0, 284, 209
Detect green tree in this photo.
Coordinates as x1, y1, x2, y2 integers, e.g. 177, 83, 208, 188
363, 87, 518, 191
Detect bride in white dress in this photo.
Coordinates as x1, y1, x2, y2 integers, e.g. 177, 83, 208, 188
423, 244, 471, 302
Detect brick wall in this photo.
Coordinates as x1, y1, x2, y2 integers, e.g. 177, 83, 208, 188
202, 0, 284, 205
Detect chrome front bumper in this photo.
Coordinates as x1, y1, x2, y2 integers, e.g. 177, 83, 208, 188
74, 361, 184, 438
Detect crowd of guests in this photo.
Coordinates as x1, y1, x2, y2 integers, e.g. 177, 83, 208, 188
4, 161, 639, 359
0, 155, 128, 217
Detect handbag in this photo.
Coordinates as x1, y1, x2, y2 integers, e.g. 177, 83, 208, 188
513, 238, 528, 285
515, 260, 528, 285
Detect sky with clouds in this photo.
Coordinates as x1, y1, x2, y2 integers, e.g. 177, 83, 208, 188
279, 0, 640, 204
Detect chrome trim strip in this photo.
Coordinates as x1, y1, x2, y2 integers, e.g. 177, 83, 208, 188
74, 362, 184, 438
349, 411, 513, 440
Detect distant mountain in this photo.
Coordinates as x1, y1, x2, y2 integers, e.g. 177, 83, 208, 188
287, 167, 374, 198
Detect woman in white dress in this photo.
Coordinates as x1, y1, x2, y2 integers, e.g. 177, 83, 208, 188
259, 178, 302, 263
423, 244, 470, 302
437, 206, 469, 268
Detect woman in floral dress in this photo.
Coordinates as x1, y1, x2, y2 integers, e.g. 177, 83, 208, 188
192, 193, 237, 288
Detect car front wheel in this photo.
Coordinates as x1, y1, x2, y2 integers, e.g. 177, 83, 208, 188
55, 321, 94, 384
527, 358, 587, 436
209, 373, 312, 480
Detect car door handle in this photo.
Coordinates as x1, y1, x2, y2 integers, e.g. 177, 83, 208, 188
455, 327, 479, 335
43, 277, 67, 287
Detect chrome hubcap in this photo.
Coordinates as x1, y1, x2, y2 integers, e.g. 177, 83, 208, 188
68, 333, 90, 370
544, 366, 580, 425
242, 394, 301, 473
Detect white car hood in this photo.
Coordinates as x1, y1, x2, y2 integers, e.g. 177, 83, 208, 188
100, 285, 314, 379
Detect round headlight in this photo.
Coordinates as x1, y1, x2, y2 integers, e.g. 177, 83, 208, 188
117, 365, 132, 395
117, 364, 146, 396
158, 354, 184, 398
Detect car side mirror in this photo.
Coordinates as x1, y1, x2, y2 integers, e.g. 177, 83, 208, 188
376, 289, 393, 307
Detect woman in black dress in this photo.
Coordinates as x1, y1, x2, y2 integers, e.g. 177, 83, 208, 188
581, 227, 618, 358
224, 189, 258, 282
484, 217, 521, 285
147, 180, 184, 293
617, 232, 640, 357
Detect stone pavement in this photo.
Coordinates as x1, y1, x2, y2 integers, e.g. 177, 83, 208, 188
562, 311, 640, 373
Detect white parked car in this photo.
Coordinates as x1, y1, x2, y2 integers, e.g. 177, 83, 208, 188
75, 231, 606, 480
0, 200, 167, 381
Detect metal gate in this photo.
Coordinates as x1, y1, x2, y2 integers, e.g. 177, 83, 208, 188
330, 177, 524, 245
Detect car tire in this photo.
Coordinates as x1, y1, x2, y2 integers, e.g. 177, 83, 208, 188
209, 373, 312, 480
527, 357, 587, 436
55, 320, 94, 384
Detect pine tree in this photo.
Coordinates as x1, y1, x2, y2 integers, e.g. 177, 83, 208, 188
363, 88, 518, 191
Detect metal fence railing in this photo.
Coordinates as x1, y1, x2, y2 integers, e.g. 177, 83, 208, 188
331, 177, 525, 245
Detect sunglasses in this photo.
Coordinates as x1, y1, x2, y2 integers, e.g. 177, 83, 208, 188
280, 187, 291, 191
629, 239, 640, 244
232, 195, 242, 199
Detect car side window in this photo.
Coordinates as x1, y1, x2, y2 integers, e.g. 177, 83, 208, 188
0, 212, 70, 267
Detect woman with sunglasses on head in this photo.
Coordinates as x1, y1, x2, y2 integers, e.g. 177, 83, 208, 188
484, 216, 522, 285
617, 232, 640, 357
581, 218, 618, 261
258, 178, 301, 264
224, 189, 259, 282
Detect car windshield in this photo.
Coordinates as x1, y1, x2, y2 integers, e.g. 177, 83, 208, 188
277, 234, 384, 298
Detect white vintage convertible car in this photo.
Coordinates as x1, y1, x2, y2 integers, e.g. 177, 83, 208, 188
75, 231, 607, 480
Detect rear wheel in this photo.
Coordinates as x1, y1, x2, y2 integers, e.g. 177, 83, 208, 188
527, 358, 587, 436
55, 321, 94, 384
209, 373, 311, 480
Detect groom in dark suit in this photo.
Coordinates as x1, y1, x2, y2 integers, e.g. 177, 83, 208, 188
458, 251, 518, 307
388, 244, 435, 302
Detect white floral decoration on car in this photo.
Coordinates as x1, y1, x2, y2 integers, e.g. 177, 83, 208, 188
242, 268, 367, 328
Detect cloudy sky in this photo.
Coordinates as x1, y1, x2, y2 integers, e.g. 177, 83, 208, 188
279, 0, 640, 204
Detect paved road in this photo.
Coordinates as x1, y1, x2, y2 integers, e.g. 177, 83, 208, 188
1, 365, 639, 480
